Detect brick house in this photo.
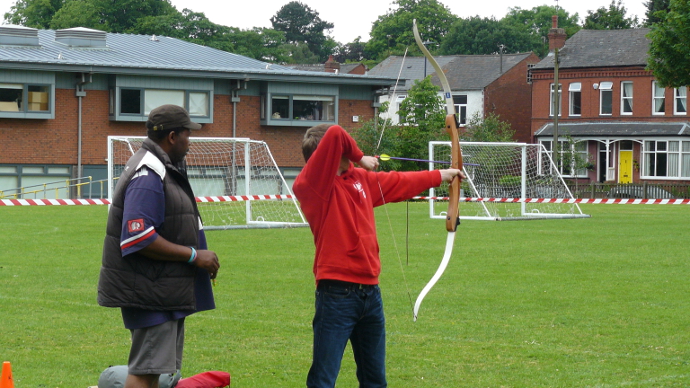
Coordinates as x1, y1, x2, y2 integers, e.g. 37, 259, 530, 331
0, 26, 395, 197
368, 53, 540, 143
531, 23, 690, 185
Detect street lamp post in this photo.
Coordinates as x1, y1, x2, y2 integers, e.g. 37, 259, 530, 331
423, 40, 435, 78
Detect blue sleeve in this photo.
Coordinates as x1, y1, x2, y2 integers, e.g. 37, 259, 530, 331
120, 167, 165, 256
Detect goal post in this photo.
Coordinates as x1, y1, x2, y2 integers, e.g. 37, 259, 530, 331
428, 141, 589, 221
107, 136, 307, 229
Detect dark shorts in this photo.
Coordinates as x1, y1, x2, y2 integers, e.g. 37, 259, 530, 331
128, 318, 185, 375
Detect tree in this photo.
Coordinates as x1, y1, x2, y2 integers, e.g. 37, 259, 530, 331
270, 1, 334, 62
439, 16, 535, 55
50, 0, 100, 29
644, 0, 671, 25
227, 28, 289, 63
463, 112, 515, 142
647, 0, 690, 87
582, 0, 640, 30
396, 76, 447, 171
501, 5, 581, 57
334, 37, 366, 63
366, 0, 457, 61
4, 0, 64, 28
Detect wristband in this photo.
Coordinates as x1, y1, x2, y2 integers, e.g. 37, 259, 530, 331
188, 247, 197, 264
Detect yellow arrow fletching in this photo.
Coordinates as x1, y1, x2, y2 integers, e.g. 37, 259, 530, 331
379, 154, 391, 161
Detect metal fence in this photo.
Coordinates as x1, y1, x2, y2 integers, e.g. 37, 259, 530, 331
0, 176, 111, 200
568, 182, 690, 199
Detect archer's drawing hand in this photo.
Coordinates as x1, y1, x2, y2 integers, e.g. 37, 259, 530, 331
195, 249, 220, 279
439, 169, 465, 183
357, 156, 379, 171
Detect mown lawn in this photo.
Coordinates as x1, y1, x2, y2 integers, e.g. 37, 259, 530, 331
0, 203, 688, 387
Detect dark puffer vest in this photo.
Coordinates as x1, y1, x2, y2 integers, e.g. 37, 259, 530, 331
98, 138, 200, 310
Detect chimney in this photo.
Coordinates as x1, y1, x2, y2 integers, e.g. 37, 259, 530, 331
548, 15, 566, 51
324, 55, 340, 73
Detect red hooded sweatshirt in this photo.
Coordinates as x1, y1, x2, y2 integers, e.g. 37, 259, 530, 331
293, 125, 442, 285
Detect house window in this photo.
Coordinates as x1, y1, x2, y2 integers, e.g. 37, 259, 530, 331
653, 81, 665, 115
599, 81, 613, 115
453, 94, 467, 125
674, 86, 687, 115
117, 88, 210, 118
540, 139, 588, 178
269, 94, 335, 122
643, 140, 690, 178
621, 81, 633, 115
568, 83, 581, 116
395, 95, 406, 123
0, 83, 50, 113
550, 83, 562, 116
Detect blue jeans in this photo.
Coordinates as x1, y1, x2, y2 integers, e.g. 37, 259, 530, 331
306, 281, 387, 388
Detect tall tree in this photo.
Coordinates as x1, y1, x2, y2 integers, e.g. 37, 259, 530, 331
501, 5, 581, 57
4, 0, 64, 28
366, 0, 457, 61
647, 0, 690, 87
270, 1, 334, 62
644, 0, 671, 25
396, 76, 447, 171
439, 16, 535, 55
582, 0, 640, 29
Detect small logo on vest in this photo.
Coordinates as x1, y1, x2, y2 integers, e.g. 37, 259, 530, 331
128, 219, 145, 233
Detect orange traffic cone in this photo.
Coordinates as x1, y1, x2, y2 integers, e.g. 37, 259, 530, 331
0, 361, 14, 388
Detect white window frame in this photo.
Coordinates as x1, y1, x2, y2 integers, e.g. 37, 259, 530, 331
674, 86, 687, 115
568, 82, 581, 116
642, 139, 690, 180
269, 93, 336, 122
453, 94, 467, 126
653, 81, 666, 115
539, 139, 588, 178
621, 81, 633, 115
550, 83, 562, 117
599, 81, 613, 115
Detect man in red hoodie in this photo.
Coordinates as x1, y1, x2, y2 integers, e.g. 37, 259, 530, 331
293, 124, 464, 388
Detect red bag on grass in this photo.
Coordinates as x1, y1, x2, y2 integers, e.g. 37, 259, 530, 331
175, 371, 230, 388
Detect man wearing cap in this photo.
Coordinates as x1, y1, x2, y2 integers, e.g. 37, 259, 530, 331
98, 104, 220, 388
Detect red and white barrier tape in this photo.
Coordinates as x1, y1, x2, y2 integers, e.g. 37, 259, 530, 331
2, 195, 689, 206
0, 195, 295, 206
413, 196, 690, 205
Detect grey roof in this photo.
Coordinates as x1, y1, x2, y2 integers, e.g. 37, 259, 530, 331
0, 27, 395, 85
368, 53, 533, 91
533, 28, 651, 70
534, 122, 690, 137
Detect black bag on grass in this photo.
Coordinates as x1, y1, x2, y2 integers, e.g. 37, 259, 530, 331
98, 365, 181, 388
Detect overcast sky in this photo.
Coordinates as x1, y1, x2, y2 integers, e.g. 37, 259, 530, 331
0, 0, 648, 43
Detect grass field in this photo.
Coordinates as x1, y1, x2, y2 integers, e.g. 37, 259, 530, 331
0, 203, 689, 387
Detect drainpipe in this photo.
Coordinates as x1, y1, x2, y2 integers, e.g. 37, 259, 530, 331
76, 72, 92, 182
230, 79, 245, 195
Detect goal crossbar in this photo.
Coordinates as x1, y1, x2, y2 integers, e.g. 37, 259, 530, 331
428, 141, 589, 221
108, 136, 307, 229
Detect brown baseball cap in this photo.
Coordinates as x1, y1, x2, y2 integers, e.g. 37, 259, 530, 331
147, 104, 202, 131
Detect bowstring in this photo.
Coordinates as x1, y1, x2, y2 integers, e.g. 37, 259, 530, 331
374, 47, 415, 314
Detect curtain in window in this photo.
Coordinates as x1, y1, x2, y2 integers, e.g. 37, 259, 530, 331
654, 83, 665, 113
668, 141, 679, 177
676, 86, 687, 113
188, 92, 209, 116
622, 82, 633, 112
144, 90, 185, 115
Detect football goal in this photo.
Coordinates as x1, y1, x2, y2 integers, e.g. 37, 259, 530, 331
107, 136, 307, 229
428, 141, 589, 220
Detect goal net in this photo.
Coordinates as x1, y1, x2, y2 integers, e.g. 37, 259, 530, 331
428, 141, 589, 220
107, 136, 307, 229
